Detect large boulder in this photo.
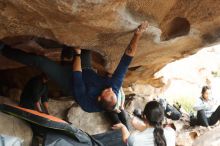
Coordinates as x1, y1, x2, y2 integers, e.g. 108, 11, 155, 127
6, 88, 22, 103
48, 98, 74, 120
0, 0, 220, 87
0, 96, 17, 105
193, 127, 220, 146
0, 112, 33, 146
67, 105, 111, 135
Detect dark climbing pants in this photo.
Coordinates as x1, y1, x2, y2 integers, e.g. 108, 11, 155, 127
106, 110, 129, 129
197, 105, 220, 127
1, 44, 92, 96
1, 44, 73, 96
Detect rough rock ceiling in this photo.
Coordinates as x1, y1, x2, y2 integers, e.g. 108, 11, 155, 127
0, 0, 220, 87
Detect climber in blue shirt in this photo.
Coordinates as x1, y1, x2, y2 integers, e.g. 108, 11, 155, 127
0, 21, 148, 114
72, 21, 149, 113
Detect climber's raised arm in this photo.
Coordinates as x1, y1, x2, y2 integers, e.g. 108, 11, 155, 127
125, 21, 148, 57
110, 21, 149, 93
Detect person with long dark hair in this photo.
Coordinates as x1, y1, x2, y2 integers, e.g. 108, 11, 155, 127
112, 101, 175, 146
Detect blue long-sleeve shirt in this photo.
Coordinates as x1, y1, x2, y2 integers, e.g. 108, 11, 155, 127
72, 54, 133, 112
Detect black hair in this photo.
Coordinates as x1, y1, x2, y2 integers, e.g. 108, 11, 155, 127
201, 86, 210, 95
143, 101, 166, 146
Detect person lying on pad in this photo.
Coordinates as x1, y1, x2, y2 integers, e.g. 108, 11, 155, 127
191, 86, 220, 129
112, 101, 176, 146
71, 21, 148, 128
19, 73, 50, 114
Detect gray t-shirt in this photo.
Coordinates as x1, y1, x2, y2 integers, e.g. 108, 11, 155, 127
193, 97, 217, 118
128, 127, 175, 146
113, 88, 125, 111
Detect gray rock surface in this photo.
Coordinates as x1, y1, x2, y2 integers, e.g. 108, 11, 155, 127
67, 105, 111, 135
48, 98, 74, 120
0, 112, 33, 146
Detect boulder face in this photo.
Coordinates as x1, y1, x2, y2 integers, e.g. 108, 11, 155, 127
0, 112, 33, 146
67, 105, 111, 135
0, 0, 220, 87
0, 96, 17, 105
48, 99, 74, 119
193, 127, 220, 146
